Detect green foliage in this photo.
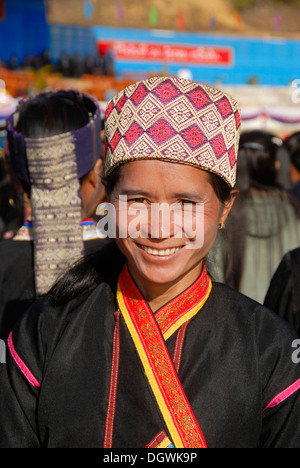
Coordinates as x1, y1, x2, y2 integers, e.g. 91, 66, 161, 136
230, 0, 255, 10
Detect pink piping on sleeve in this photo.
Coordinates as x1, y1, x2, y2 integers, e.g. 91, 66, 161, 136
263, 378, 300, 412
7, 331, 41, 388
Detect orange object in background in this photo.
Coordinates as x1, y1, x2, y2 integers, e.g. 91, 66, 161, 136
0, 67, 134, 101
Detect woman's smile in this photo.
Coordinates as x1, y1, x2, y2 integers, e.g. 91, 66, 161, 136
139, 244, 182, 257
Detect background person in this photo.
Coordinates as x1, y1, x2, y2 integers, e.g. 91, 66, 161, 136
208, 130, 300, 304
264, 246, 300, 336
0, 89, 107, 340
283, 131, 300, 204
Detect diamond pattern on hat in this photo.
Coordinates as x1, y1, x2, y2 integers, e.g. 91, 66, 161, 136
109, 129, 122, 152
148, 118, 176, 144
218, 159, 231, 182
194, 148, 216, 168
131, 141, 154, 159
211, 134, 227, 159
223, 120, 236, 146
228, 146, 236, 169
115, 94, 127, 113
166, 100, 195, 130
105, 77, 241, 187
235, 110, 241, 129
116, 101, 136, 134
216, 97, 233, 119
129, 133, 157, 159
182, 125, 207, 149
199, 109, 221, 134
124, 121, 143, 146
161, 139, 190, 162
153, 79, 181, 103
131, 82, 148, 106
105, 109, 117, 137
186, 87, 211, 110
136, 95, 162, 127
105, 99, 114, 119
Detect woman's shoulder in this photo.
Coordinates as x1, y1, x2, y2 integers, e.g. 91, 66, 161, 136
0, 237, 32, 255
210, 280, 296, 334
210, 280, 260, 310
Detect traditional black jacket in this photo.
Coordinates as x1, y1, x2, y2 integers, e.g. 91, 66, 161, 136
1, 243, 300, 448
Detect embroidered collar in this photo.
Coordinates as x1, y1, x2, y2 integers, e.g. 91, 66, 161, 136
117, 263, 211, 448
13, 218, 99, 242
118, 263, 212, 340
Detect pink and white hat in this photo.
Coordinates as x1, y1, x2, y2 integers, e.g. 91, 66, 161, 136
104, 76, 241, 187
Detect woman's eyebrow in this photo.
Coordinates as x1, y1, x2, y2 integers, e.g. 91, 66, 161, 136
118, 188, 152, 197
172, 192, 204, 201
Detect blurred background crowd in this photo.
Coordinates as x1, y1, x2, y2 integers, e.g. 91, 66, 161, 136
2, 0, 300, 325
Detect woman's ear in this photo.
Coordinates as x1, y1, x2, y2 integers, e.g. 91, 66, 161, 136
90, 158, 103, 187
81, 158, 106, 218
219, 189, 239, 226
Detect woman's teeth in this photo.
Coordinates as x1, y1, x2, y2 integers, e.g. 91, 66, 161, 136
141, 246, 180, 256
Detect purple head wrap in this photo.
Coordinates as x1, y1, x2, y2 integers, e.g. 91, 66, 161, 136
6, 90, 101, 295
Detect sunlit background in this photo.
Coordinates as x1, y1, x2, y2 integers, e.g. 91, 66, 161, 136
1, 0, 300, 140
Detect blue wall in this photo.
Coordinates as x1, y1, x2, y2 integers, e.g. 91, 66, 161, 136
0, 3, 299, 88
0, 0, 48, 65
49, 24, 97, 62
92, 26, 300, 86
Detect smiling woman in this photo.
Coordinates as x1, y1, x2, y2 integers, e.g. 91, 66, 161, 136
1, 77, 300, 448
108, 159, 235, 312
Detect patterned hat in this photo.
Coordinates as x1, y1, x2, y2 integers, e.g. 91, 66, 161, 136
105, 77, 241, 187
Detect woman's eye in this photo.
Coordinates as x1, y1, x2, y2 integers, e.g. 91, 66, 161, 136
129, 198, 148, 205
180, 199, 196, 205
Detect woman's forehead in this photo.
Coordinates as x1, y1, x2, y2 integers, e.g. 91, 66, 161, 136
116, 160, 212, 192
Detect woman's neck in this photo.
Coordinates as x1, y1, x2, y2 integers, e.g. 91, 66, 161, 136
130, 262, 203, 312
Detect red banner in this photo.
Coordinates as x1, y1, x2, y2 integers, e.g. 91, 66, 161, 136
98, 40, 233, 66
0, 0, 5, 20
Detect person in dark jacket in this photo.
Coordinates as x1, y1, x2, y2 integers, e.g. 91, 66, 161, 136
1, 77, 300, 448
0, 89, 107, 340
208, 130, 300, 303
264, 247, 300, 336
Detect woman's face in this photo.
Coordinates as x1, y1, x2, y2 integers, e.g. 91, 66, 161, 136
110, 160, 235, 294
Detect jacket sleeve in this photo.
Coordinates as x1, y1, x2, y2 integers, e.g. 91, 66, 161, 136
261, 382, 300, 448
257, 305, 300, 448
0, 298, 47, 448
0, 363, 40, 447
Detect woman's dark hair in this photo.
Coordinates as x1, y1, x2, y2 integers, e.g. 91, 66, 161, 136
237, 130, 281, 189
16, 89, 93, 138
284, 131, 300, 172
290, 148, 300, 173
15, 90, 96, 196
49, 239, 125, 306
209, 172, 232, 204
